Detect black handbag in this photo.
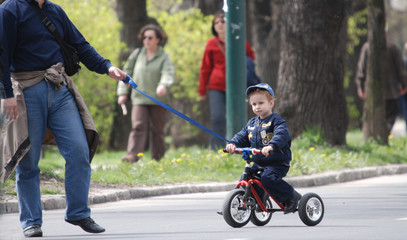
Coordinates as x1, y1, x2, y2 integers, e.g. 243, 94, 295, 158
29, 2, 81, 76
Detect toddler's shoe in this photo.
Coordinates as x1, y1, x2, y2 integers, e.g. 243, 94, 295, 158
283, 190, 301, 214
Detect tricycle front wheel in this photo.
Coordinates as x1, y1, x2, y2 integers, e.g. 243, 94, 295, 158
222, 189, 252, 228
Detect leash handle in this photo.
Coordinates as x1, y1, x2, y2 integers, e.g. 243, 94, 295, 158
123, 75, 138, 89
122, 75, 230, 144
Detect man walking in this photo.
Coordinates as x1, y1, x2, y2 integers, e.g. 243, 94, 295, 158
0, 0, 127, 237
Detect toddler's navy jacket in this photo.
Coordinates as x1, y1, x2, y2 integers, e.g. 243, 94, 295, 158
229, 113, 292, 166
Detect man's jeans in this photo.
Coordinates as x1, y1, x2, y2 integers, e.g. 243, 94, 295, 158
16, 80, 91, 229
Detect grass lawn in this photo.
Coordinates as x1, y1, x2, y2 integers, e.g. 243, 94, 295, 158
17, 129, 405, 189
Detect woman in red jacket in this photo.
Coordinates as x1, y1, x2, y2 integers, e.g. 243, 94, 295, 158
199, 12, 255, 150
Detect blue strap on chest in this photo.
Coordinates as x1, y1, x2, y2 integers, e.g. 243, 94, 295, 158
123, 75, 230, 143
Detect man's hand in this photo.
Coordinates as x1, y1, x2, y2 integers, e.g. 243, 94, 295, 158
400, 88, 407, 95
261, 145, 273, 157
108, 66, 127, 81
1, 97, 18, 120
225, 143, 236, 153
357, 89, 365, 100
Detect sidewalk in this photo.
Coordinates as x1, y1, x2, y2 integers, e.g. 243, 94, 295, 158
1, 164, 407, 214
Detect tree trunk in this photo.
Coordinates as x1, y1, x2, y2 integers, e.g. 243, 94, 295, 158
109, 0, 149, 150
247, 0, 282, 88
197, 0, 223, 15
277, 0, 349, 145
363, 0, 387, 144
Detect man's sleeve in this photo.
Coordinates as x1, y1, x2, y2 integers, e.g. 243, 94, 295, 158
0, 9, 17, 98
59, 7, 112, 74
355, 42, 369, 92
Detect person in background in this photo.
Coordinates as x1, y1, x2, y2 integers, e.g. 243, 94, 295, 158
225, 83, 301, 214
400, 43, 407, 132
355, 41, 407, 136
0, 40, 4, 185
199, 11, 255, 150
117, 24, 174, 163
0, 40, 4, 100
0, 0, 127, 237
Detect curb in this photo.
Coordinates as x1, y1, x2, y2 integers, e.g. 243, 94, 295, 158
1, 164, 407, 214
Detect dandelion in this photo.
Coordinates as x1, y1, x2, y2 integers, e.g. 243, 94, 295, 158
309, 147, 315, 151
159, 168, 163, 171
217, 149, 223, 153
176, 158, 182, 163
344, 153, 348, 157
171, 159, 176, 163
321, 153, 327, 157
222, 153, 227, 157
181, 153, 186, 158
137, 152, 144, 157
388, 134, 393, 140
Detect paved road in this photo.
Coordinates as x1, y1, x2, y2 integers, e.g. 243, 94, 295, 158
1, 174, 406, 240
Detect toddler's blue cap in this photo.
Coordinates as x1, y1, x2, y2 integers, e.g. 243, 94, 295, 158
246, 83, 274, 97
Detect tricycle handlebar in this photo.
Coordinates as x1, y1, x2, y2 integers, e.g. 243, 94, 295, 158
223, 147, 261, 155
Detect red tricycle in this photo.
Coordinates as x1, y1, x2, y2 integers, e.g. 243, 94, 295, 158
221, 148, 324, 227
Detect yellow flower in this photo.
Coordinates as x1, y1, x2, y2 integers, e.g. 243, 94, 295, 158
181, 153, 186, 158
176, 158, 182, 163
321, 153, 327, 157
217, 149, 223, 153
344, 153, 348, 157
309, 147, 315, 151
388, 134, 393, 140
137, 152, 144, 157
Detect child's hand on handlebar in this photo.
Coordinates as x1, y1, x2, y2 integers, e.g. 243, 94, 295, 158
261, 145, 273, 156
225, 143, 237, 153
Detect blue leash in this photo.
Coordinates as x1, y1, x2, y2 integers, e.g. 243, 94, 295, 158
123, 75, 230, 143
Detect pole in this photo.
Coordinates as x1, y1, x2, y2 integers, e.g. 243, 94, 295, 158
225, 0, 247, 139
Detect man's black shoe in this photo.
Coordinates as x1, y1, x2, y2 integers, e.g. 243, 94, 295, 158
65, 217, 105, 233
284, 190, 301, 214
23, 224, 43, 238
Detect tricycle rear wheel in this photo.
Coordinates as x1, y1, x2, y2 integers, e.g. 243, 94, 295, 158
250, 195, 272, 226
298, 192, 324, 226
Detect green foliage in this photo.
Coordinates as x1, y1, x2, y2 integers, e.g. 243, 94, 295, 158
346, 95, 360, 123
148, 7, 213, 105
347, 9, 367, 55
345, 9, 366, 129
52, 0, 124, 150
